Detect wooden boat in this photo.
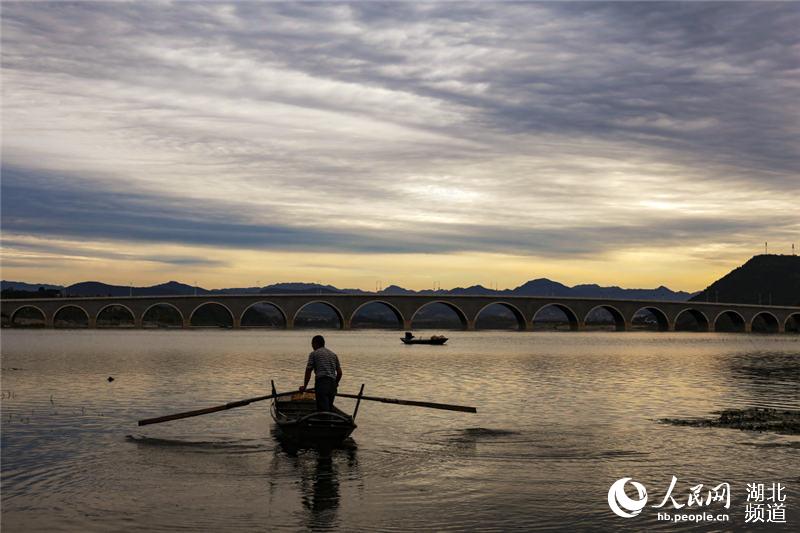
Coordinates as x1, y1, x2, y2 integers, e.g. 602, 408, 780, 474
401, 334, 448, 345
270, 389, 357, 446
138, 382, 476, 437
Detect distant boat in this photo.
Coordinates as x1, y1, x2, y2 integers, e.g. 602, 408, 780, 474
401, 332, 448, 345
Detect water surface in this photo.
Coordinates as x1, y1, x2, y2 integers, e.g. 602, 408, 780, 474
2, 330, 799, 531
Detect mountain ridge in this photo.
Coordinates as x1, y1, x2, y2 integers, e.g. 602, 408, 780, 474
2, 278, 695, 300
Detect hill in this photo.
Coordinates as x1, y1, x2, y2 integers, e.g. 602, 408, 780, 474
513, 278, 573, 296
63, 281, 209, 297
1, 280, 63, 291
63, 281, 130, 297
380, 285, 416, 295
690, 255, 800, 306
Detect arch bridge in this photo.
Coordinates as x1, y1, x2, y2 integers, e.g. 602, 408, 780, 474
2, 294, 799, 333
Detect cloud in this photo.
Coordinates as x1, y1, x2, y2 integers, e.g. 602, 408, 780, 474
1, 234, 227, 268
1, 1, 798, 280
2, 164, 793, 259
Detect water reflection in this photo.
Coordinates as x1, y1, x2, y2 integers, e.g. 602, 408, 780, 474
274, 436, 359, 531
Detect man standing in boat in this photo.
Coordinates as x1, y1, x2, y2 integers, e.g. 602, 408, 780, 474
300, 335, 343, 412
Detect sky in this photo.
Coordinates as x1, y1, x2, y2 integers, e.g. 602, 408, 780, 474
1, 1, 798, 291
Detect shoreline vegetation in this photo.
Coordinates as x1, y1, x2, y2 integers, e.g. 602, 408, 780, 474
660, 407, 800, 435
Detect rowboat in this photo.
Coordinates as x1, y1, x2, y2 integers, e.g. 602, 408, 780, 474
138, 382, 476, 442
270, 388, 359, 446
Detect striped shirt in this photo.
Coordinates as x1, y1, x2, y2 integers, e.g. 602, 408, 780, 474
306, 347, 341, 381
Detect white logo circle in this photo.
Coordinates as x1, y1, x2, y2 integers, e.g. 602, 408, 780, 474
608, 477, 648, 518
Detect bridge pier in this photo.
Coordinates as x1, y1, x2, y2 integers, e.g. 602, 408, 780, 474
134, 317, 144, 329
233, 317, 241, 329
88, 317, 98, 329
343, 319, 351, 330
403, 319, 413, 331
182, 318, 190, 329
286, 317, 295, 329
466, 319, 476, 331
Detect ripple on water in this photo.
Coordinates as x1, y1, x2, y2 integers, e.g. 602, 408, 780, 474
125, 434, 270, 455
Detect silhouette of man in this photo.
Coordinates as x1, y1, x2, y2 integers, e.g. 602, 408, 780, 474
300, 335, 342, 412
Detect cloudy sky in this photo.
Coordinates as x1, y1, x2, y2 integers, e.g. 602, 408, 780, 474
2, 1, 798, 291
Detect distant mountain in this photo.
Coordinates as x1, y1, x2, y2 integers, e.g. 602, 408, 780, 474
514, 278, 573, 297
379, 279, 692, 300
64, 280, 209, 297
211, 286, 263, 295
1, 280, 63, 291
142, 281, 211, 296
569, 284, 694, 301
2, 278, 695, 300
65, 281, 130, 297
379, 285, 417, 295
690, 255, 800, 306
447, 285, 498, 296
258, 282, 343, 294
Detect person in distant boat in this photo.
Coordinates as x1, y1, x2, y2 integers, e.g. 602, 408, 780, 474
300, 335, 342, 412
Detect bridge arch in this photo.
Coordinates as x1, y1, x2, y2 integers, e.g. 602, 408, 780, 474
474, 301, 526, 330
53, 305, 90, 328
532, 303, 579, 331
350, 300, 405, 329
142, 303, 184, 328
584, 304, 626, 331
631, 306, 669, 331
96, 304, 136, 327
240, 301, 287, 328
674, 308, 710, 332
10, 305, 46, 327
750, 311, 780, 334
294, 300, 345, 329
189, 301, 234, 328
714, 310, 746, 333
785, 313, 800, 333
410, 301, 468, 329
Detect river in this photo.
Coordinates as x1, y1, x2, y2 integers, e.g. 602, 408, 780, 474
1, 330, 798, 531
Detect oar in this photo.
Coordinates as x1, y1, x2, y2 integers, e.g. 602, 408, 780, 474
137, 389, 301, 426
336, 392, 477, 413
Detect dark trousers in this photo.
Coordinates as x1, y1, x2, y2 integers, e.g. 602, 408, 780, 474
315, 377, 337, 412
